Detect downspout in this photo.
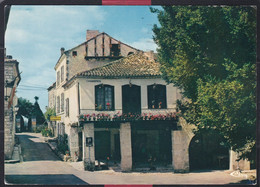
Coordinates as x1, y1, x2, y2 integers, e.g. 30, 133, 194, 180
77, 81, 81, 118
77, 82, 80, 121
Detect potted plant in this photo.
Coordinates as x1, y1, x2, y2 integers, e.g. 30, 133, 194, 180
65, 150, 70, 156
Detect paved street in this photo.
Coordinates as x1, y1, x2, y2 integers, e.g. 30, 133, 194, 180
5, 133, 250, 185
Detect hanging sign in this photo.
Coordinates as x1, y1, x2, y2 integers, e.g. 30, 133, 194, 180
50, 116, 61, 121
86, 137, 93, 147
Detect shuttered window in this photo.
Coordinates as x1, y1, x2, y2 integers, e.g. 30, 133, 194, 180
147, 84, 167, 109
61, 93, 64, 112
65, 98, 69, 117
95, 84, 114, 111
57, 96, 60, 113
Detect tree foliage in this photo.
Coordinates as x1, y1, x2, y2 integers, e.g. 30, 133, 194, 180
33, 97, 46, 125
152, 6, 256, 160
44, 107, 56, 121
17, 97, 34, 118
17, 96, 46, 125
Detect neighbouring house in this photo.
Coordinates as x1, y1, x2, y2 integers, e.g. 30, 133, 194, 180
4, 55, 21, 160
48, 30, 250, 172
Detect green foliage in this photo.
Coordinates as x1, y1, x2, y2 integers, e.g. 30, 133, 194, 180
18, 96, 46, 125
33, 96, 46, 125
44, 107, 56, 121
41, 127, 53, 137
33, 125, 45, 133
57, 134, 68, 155
17, 98, 34, 118
152, 6, 256, 160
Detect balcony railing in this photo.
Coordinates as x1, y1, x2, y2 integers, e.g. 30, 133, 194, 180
78, 112, 179, 122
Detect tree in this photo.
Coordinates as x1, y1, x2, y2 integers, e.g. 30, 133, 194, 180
32, 96, 46, 125
44, 107, 56, 121
17, 97, 46, 125
151, 6, 256, 160
17, 97, 34, 118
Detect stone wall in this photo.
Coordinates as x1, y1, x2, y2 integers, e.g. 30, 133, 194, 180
172, 118, 195, 172
4, 60, 20, 160
4, 105, 15, 159
69, 127, 79, 161
120, 122, 132, 171
229, 150, 250, 171
83, 123, 95, 163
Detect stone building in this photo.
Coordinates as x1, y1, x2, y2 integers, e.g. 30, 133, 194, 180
4, 55, 21, 159
48, 30, 250, 172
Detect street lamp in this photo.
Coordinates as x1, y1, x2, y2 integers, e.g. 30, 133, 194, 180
4, 80, 11, 101
14, 104, 19, 114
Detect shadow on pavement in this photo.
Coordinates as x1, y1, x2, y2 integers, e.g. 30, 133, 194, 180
17, 134, 60, 162
5, 174, 88, 185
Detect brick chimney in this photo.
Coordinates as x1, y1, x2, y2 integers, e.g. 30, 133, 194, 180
60, 47, 65, 55
86, 30, 100, 41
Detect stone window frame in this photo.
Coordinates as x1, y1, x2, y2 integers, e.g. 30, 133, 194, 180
61, 93, 64, 113
147, 84, 167, 109
95, 84, 114, 111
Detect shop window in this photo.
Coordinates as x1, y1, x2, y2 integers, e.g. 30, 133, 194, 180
147, 84, 167, 109
95, 84, 114, 111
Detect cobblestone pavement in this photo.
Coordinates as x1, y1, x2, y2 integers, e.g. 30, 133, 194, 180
4, 132, 252, 185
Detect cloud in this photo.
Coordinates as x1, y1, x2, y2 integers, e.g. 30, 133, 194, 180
5, 6, 107, 111
5, 6, 159, 112
129, 38, 158, 52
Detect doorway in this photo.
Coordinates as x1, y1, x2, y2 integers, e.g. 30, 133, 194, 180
122, 84, 141, 115
94, 131, 111, 160
78, 132, 83, 161
189, 130, 229, 171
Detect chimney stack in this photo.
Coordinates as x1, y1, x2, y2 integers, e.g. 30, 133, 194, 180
6, 55, 12, 59
86, 30, 100, 41
60, 47, 65, 55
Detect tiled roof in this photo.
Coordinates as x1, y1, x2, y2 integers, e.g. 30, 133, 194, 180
47, 82, 56, 91
76, 53, 161, 79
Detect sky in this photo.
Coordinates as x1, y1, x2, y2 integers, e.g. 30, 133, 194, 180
5, 5, 161, 113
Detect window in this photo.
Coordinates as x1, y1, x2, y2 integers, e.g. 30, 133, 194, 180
57, 96, 60, 113
110, 44, 120, 56
61, 66, 64, 82
72, 51, 77, 56
57, 71, 60, 86
148, 84, 167, 109
61, 93, 64, 112
95, 84, 114, 111
65, 98, 69, 117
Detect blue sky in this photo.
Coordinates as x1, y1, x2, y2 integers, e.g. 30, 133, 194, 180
5, 5, 161, 113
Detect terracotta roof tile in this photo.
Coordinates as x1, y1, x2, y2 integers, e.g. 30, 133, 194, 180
76, 53, 161, 79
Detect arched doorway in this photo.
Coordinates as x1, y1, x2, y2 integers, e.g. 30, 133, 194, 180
122, 84, 141, 115
189, 130, 229, 171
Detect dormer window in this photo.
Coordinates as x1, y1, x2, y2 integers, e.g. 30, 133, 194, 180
72, 51, 77, 56
110, 44, 120, 57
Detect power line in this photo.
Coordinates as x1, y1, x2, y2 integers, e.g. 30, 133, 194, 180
19, 84, 47, 89
17, 87, 47, 91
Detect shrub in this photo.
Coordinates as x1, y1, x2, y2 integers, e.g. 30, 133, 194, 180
41, 128, 53, 137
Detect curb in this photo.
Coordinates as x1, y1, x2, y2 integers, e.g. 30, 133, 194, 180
46, 141, 64, 161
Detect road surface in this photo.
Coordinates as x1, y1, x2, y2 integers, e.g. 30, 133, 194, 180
5, 132, 249, 185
